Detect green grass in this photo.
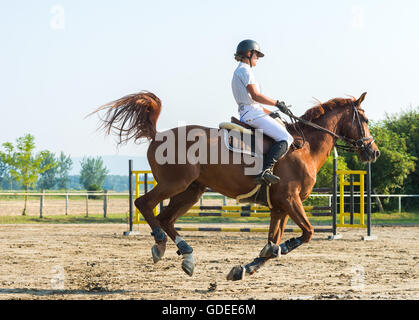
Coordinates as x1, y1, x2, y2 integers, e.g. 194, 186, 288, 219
0, 213, 128, 224
0, 211, 417, 225
367, 211, 419, 225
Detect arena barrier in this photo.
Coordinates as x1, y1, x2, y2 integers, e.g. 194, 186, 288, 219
125, 154, 376, 240
174, 194, 335, 234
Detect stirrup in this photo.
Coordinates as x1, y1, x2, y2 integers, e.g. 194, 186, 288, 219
253, 169, 280, 185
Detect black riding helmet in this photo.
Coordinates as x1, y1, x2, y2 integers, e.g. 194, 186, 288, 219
235, 39, 264, 67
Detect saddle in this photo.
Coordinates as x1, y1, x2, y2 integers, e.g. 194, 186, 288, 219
219, 117, 275, 156
219, 116, 302, 156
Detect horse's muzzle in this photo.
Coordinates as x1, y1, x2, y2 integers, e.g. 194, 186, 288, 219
361, 147, 380, 163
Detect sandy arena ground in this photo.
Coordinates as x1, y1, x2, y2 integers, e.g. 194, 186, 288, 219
0, 224, 417, 300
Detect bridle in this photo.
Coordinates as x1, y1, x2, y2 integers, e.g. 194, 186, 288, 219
344, 102, 375, 152
284, 102, 375, 153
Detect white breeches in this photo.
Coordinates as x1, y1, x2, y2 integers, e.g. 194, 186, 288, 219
240, 109, 294, 145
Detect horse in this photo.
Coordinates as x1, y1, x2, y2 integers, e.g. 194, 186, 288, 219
92, 91, 380, 280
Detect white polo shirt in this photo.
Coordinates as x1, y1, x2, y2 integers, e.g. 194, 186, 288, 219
231, 62, 263, 117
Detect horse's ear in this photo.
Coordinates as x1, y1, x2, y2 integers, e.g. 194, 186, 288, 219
355, 92, 367, 107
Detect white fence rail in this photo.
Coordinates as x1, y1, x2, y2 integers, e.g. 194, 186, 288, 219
0, 191, 129, 217
0, 191, 418, 217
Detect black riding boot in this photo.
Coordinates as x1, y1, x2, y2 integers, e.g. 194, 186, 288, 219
253, 140, 289, 185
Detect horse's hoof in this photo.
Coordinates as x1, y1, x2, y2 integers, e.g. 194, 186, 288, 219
226, 265, 245, 281
151, 243, 166, 263
181, 253, 194, 276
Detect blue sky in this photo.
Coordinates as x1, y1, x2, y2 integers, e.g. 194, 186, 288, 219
1, 0, 418, 158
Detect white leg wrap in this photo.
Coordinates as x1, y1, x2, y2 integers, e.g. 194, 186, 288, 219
175, 236, 184, 245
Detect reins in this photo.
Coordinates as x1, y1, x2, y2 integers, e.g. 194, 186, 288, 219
281, 103, 374, 152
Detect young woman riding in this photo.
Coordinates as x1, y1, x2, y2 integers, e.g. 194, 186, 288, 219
231, 39, 294, 185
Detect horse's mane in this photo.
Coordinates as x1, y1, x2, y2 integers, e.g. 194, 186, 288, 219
301, 97, 356, 122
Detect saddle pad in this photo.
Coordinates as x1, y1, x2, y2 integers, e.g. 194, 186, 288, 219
219, 122, 253, 135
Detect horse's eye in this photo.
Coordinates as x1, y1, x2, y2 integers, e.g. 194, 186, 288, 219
361, 116, 368, 124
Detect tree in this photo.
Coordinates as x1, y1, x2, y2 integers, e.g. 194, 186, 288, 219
0, 145, 16, 190
79, 157, 109, 191
37, 151, 58, 190
314, 153, 349, 188
0, 159, 7, 190
382, 107, 419, 207
342, 122, 416, 195
0, 134, 55, 215
56, 152, 73, 190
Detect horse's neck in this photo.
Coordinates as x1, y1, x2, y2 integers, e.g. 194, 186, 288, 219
303, 110, 343, 172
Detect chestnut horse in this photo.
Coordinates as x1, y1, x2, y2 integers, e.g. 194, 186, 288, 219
93, 91, 380, 280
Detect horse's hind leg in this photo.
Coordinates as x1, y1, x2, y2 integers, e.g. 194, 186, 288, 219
158, 181, 206, 241
134, 171, 198, 264
157, 181, 206, 276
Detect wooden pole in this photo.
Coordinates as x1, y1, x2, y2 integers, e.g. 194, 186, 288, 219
123, 160, 139, 236
65, 193, 69, 216
40, 190, 45, 218
85, 194, 88, 218
103, 190, 108, 218
398, 196, 402, 213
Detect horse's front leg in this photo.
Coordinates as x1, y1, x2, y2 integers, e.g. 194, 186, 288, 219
279, 194, 313, 255
227, 209, 287, 281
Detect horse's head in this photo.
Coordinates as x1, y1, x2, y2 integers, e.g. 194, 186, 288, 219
341, 92, 380, 163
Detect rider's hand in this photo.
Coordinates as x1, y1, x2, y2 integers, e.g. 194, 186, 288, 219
275, 100, 290, 114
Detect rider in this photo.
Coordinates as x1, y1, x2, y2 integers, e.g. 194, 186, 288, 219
231, 39, 294, 185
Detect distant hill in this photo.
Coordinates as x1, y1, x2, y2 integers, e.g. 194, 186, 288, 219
70, 155, 150, 175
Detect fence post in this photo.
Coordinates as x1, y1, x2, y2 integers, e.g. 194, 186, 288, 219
40, 190, 45, 218
103, 190, 108, 218
123, 160, 139, 236
85, 194, 89, 218
398, 196, 402, 213
65, 193, 69, 216
362, 162, 377, 240
329, 148, 341, 240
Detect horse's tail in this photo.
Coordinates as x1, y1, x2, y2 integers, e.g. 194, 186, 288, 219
90, 91, 162, 144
